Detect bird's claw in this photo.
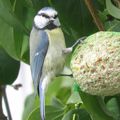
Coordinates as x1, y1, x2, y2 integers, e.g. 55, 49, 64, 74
62, 36, 87, 54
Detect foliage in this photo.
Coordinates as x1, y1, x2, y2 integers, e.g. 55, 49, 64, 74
0, 0, 120, 120
0, 47, 20, 84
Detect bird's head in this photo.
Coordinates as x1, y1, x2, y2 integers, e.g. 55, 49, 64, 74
34, 7, 60, 30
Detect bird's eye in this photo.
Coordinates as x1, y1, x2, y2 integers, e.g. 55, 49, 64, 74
54, 14, 58, 19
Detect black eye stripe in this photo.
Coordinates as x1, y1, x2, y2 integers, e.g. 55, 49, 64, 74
37, 13, 58, 19
37, 13, 50, 18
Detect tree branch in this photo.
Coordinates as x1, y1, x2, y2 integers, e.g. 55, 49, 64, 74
0, 86, 7, 120
113, 0, 120, 8
84, 0, 105, 31
2, 86, 12, 120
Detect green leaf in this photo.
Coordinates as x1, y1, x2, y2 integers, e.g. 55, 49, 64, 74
31, 0, 49, 12
13, 0, 25, 58
106, 97, 120, 119
0, 0, 29, 35
67, 91, 82, 104
0, 19, 17, 59
51, 97, 65, 109
22, 0, 33, 8
46, 77, 64, 104
105, 19, 120, 31
23, 95, 65, 120
62, 109, 75, 120
56, 87, 71, 104
27, 105, 65, 120
62, 109, 91, 120
46, 77, 72, 104
27, 107, 40, 120
0, 18, 29, 63
0, 0, 31, 62
79, 90, 115, 120
21, 35, 29, 63
0, 47, 20, 85
12, 0, 29, 62
22, 93, 39, 120
46, 106, 64, 120
106, 0, 120, 19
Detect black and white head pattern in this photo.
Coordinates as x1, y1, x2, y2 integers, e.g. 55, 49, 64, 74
34, 7, 60, 30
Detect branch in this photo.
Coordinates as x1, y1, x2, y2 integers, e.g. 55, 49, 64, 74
84, 0, 105, 31
2, 86, 12, 120
113, 0, 120, 8
0, 86, 7, 120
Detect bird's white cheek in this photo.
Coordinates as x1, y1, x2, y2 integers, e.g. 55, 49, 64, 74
54, 18, 60, 26
34, 16, 48, 29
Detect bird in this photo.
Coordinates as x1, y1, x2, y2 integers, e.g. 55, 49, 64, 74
29, 7, 86, 120
29, 7, 67, 120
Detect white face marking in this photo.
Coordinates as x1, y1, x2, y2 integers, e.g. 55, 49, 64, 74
34, 15, 49, 29
34, 7, 60, 29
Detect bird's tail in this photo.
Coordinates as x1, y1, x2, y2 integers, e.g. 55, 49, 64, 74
39, 83, 45, 120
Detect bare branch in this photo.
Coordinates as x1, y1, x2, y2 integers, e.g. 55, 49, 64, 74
0, 86, 7, 120
2, 86, 12, 120
84, 0, 105, 31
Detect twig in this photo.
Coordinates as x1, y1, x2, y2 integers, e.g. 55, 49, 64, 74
113, 0, 120, 8
0, 86, 7, 120
84, 0, 105, 31
2, 86, 12, 120
56, 74, 73, 77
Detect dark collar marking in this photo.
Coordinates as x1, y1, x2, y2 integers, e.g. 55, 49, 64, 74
33, 22, 60, 30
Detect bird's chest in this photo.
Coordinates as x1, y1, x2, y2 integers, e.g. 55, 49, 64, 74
43, 28, 66, 75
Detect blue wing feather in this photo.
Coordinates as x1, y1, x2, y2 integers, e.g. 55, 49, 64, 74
30, 31, 49, 120
31, 31, 49, 91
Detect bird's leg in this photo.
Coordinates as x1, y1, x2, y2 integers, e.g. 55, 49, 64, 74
60, 36, 86, 78
62, 36, 87, 54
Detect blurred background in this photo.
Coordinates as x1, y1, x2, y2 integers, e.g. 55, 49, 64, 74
0, 0, 120, 120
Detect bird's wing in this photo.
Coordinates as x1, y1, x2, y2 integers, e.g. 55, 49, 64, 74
30, 30, 49, 120
31, 31, 49, 92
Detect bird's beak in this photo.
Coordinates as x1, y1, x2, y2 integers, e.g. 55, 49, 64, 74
49, 18, 55, 23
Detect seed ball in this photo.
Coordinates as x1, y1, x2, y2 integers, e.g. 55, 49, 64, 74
70, 32, 120, 96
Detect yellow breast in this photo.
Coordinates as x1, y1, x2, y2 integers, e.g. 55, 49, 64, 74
43, 28, 66, 76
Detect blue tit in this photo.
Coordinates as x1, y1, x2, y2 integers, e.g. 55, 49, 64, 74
30, 7, 86, 120
30, 7, 66, 120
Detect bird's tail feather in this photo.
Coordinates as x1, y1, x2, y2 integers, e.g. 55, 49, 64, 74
39, 83, 45, 120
